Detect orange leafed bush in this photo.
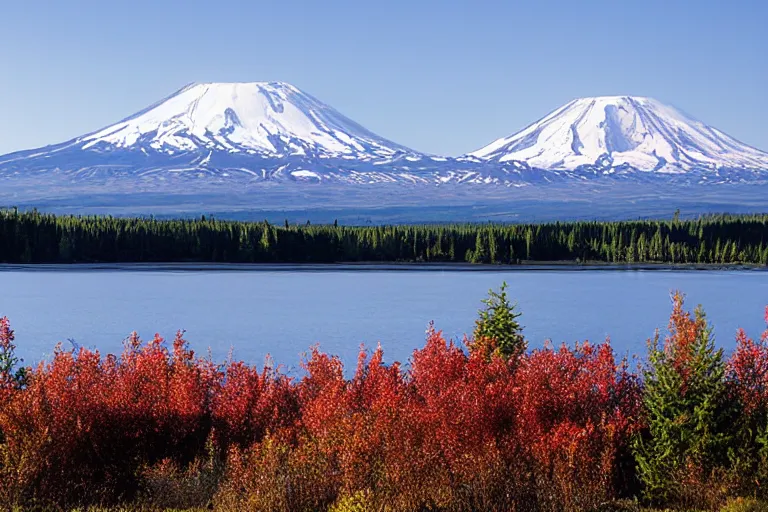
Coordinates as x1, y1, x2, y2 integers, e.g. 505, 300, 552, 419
0, 301, 766, 510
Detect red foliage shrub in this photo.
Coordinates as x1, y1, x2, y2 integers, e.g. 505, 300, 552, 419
211, 358, 298, 450
728, 308, 768, 416
401, 328, 521, 509
659, 292, 714, 393
516, 340, 643, 508
215, 347, 355, 512
1, 301, 765, 510
0, 330, 217, 505
725, 306, 768, 494
218, 328, 642, 511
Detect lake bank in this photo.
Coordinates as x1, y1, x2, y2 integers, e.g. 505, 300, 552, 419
0, 261, 766, 272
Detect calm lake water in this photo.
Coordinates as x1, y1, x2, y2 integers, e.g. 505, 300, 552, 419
0, 267, 766, 373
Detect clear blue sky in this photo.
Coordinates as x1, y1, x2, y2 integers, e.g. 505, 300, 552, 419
1, 0, 766, 156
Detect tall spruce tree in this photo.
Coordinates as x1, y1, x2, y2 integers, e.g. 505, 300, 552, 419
633, 292, 731, 505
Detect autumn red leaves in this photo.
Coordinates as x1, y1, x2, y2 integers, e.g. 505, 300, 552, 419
0, 294, 767, 510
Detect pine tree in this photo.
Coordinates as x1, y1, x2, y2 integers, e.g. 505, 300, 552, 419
633, 292, 731, 505
525, 229, 533, 260
470, 282, 525, 360
473, 231, 489, 263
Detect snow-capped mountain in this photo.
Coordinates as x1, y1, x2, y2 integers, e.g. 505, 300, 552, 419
0, 87, 767, 195
0, 81, 450, 183
79, 82, 415, 159
469, 96, 768, 175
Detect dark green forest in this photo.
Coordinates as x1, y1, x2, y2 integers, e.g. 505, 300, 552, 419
0, 208, 767, 265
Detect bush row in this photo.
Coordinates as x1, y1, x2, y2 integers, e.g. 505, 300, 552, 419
1, 288, 767, 511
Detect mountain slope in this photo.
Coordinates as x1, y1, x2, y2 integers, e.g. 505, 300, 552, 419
0, 89, 767, 192
0, 82, 447, 183
78, 82, 417, 159
469, 96, 768, 174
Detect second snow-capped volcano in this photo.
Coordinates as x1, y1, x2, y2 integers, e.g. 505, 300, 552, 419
81, 82, 416, 159
470, 96, 768, 173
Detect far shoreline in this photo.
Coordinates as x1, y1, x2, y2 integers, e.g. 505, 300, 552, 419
0, 261, 765, 273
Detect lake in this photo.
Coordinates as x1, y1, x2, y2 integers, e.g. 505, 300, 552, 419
1, 266, 766, 373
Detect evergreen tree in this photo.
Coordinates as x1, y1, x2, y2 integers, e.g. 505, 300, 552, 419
472, 231, 489, 263
471, 282, 525, 360
633, 293, 731, 505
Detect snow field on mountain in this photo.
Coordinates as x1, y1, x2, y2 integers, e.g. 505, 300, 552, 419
80, 82, 414, 159
1, 86, 767, 188
470, 96, 768, 172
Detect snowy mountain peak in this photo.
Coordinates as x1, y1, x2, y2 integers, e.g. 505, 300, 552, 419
470, 95, 768, 173
1, 87, 767, 191
78, 81, 416, 159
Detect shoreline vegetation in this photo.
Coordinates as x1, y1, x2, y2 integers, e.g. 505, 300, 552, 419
1, 209, 767, 266
1, 286, 768, 511
1, 261, 768, 272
